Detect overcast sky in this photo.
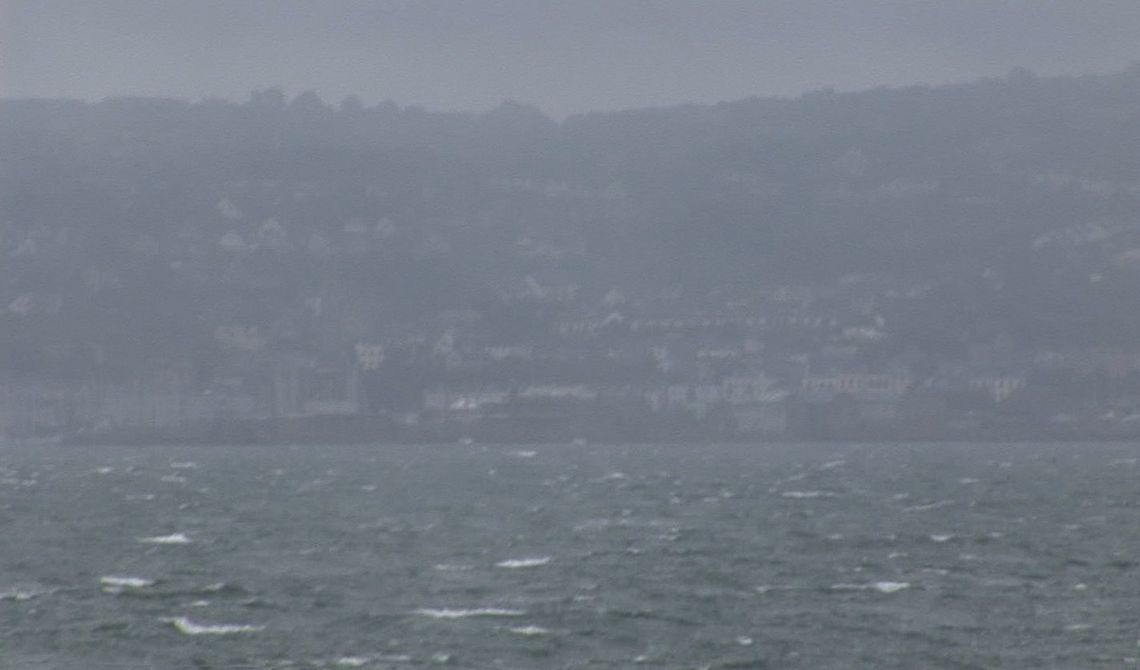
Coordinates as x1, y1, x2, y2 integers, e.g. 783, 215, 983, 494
4, 0, 1140, 117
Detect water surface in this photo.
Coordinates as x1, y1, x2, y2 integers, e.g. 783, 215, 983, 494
1, 442, 1137, 668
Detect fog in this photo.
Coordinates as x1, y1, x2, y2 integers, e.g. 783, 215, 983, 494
5, 0, 1140, 116
5, 3, 1140, 444
6, 6, 1140, 666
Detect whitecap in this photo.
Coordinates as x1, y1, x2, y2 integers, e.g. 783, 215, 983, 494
903, 500, 954, 512
0, 585, 51, 601
169, 461, 198, 470
160, 475, 187, 484
335, 657, 372, 667
819, 459, 846, 470
100, 576, 155, 590
433, 563, 473, 572
780, 490, 834, 499
95, 467, 114, 475
929, 534, 954, 543
496, 557, 551, 569
830, 581, 911, 594
872, 581, 911, 593
508, 625, 550, 636
138, 533, 191, 545
162, 616, 264, 635
736, 635, 754, 646
511, 450, 537, 458
415, 607, 524, 619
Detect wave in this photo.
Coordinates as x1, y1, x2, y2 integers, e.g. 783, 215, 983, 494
100, 576, 155, 592
138, 533, 191, 545
780, 490, 835, 499
903, 500, 955, 512
508, 625, 550, 636
415, 607, 524, 619
0, 585, 51, 601
162, 616, 264, 635
331, 655, 414, 667
496, 556, 551, 568
830, 581, 911, 594
432, 563, 473, 572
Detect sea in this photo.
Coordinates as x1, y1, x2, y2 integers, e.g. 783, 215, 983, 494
0, 442, 1137, 669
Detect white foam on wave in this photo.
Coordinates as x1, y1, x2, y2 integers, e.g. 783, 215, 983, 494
330, 653, 413, 666
160, 475, 187, 484
929, 534, 954, 543
819, 459, 846, 470
496, 556, 551, 569
432, 563, 473, 572
139, 533, 191, 545
903, 500, 955, 512
332, 656, 412, 667
780, 490, 835, 499
508, 625, 549, 636
415, 607, 524, 619
872, 581, 911, 593
100, 575, 155, 590
0, 585, 51, 601
831, 581, 911, 594
95, 467, 114, 475
162, 616, 264, 635
511, 450, 537, 458
169, 461, 198, 469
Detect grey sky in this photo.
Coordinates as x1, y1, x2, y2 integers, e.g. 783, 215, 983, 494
4, 0, 1140, 117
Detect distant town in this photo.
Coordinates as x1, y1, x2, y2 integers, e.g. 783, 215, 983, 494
7, 69, 1140, 444
5, 266, 1140, 444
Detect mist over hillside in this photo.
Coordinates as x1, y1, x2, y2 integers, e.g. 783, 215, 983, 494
5, 67, 1140, 442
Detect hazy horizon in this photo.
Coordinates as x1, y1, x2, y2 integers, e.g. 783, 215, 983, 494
5, 0, 1140, 117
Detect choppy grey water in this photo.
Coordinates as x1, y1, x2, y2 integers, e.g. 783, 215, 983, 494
1, 442, 1138, 669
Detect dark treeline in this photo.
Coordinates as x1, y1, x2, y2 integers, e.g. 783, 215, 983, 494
4, 65, 1140, 379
